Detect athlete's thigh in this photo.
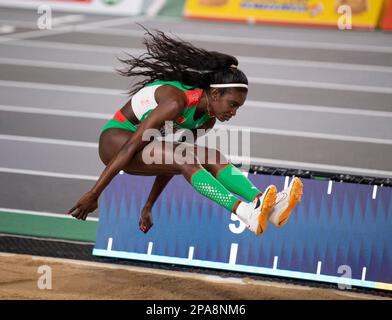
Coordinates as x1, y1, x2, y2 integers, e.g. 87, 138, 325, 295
192, 144, 229, 166
125, 139, 185, 176
99, 128, 188, 176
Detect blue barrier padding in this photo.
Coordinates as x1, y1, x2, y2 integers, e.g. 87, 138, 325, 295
93, 172, 392, 290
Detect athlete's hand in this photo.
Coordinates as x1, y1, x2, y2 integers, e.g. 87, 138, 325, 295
139, 206, 154, 233
67, 191, 98, 220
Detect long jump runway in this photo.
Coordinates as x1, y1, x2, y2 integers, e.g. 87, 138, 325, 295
0, 7, 391, 299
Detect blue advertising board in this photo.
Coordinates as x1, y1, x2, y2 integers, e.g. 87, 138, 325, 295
93, 171, 392, 291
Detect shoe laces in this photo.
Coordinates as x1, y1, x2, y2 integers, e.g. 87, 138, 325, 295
275, 190, 288, 204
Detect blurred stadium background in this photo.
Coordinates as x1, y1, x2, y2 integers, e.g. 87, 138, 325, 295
0, 0, 391, 300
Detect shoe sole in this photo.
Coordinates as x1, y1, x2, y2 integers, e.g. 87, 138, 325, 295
276, 177, 303, 228
256, 185, 277, 236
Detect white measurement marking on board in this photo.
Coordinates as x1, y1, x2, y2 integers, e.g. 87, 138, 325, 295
361, 267, 367, 281
229, 243, 238, 265
372, 185, 378, 200
107, 237, 113, 251
328, 181, 333, 195
188, 246, 194, 260
147, 242, 153, 255
273, 256, 279, 270
316, 261, 322, 275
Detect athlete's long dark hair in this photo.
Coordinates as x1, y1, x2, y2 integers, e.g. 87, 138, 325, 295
118, 25, 248, 96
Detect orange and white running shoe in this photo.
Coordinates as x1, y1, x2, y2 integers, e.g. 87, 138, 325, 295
236, 185, 277, 236
269, 177, 303, 227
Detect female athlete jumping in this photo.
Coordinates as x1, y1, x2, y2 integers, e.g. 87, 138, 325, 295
67, 28, 303, 235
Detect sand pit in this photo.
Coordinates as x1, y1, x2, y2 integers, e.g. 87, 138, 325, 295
0, 253, 388, 300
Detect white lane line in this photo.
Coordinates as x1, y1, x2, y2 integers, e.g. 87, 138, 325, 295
147, 242, 153, 255
0, 27, 74, 44
3, 14, 86, 35
1, 104, 389, 146
51, 15, 86, 27
3, 38, 135, 54
188, 246, 194, 260
0, 19, 38, 28
75, 27, 392, 53
273, 256, 279, 270
180, 33, 392, 53
0, 25, 15, 34
0, 80, 123, 95
316, 261, 322, 275
107, 238, 113, 251
0, 167, 98, 180
0, 15, 147, 44
229, 243, 238, 265
0, 134, 98, 148
0, 57, 116, 72
0, 17, 84, 29
361, 267, 367, 281
1, 57, 390, 93
0, 105, 112, 119
4, 40, 392, 74
0, 207, 98, 221
0, 14, 86, 29
372, 185, 378, 200
216, 125, 392, 146
2, 15, 392, 53
1, 134, 391, 180
0, 58, 392, 94
1, 94, 390, 121
245, 101, 392, 119
248, 76, 392, 94
75, 16, 147, 31
328, 181, 333, 195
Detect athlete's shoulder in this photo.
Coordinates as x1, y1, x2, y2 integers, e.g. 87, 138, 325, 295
155, 80, 199, 105
154, 84, 187, 108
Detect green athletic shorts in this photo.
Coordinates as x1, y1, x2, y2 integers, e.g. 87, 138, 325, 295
101, 110, 137, 133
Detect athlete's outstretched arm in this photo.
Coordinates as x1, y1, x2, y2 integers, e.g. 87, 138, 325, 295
145, 175, 174, 209
67, 89, 185, 220
139, 118, 216, 232
139, 174, 174, 232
